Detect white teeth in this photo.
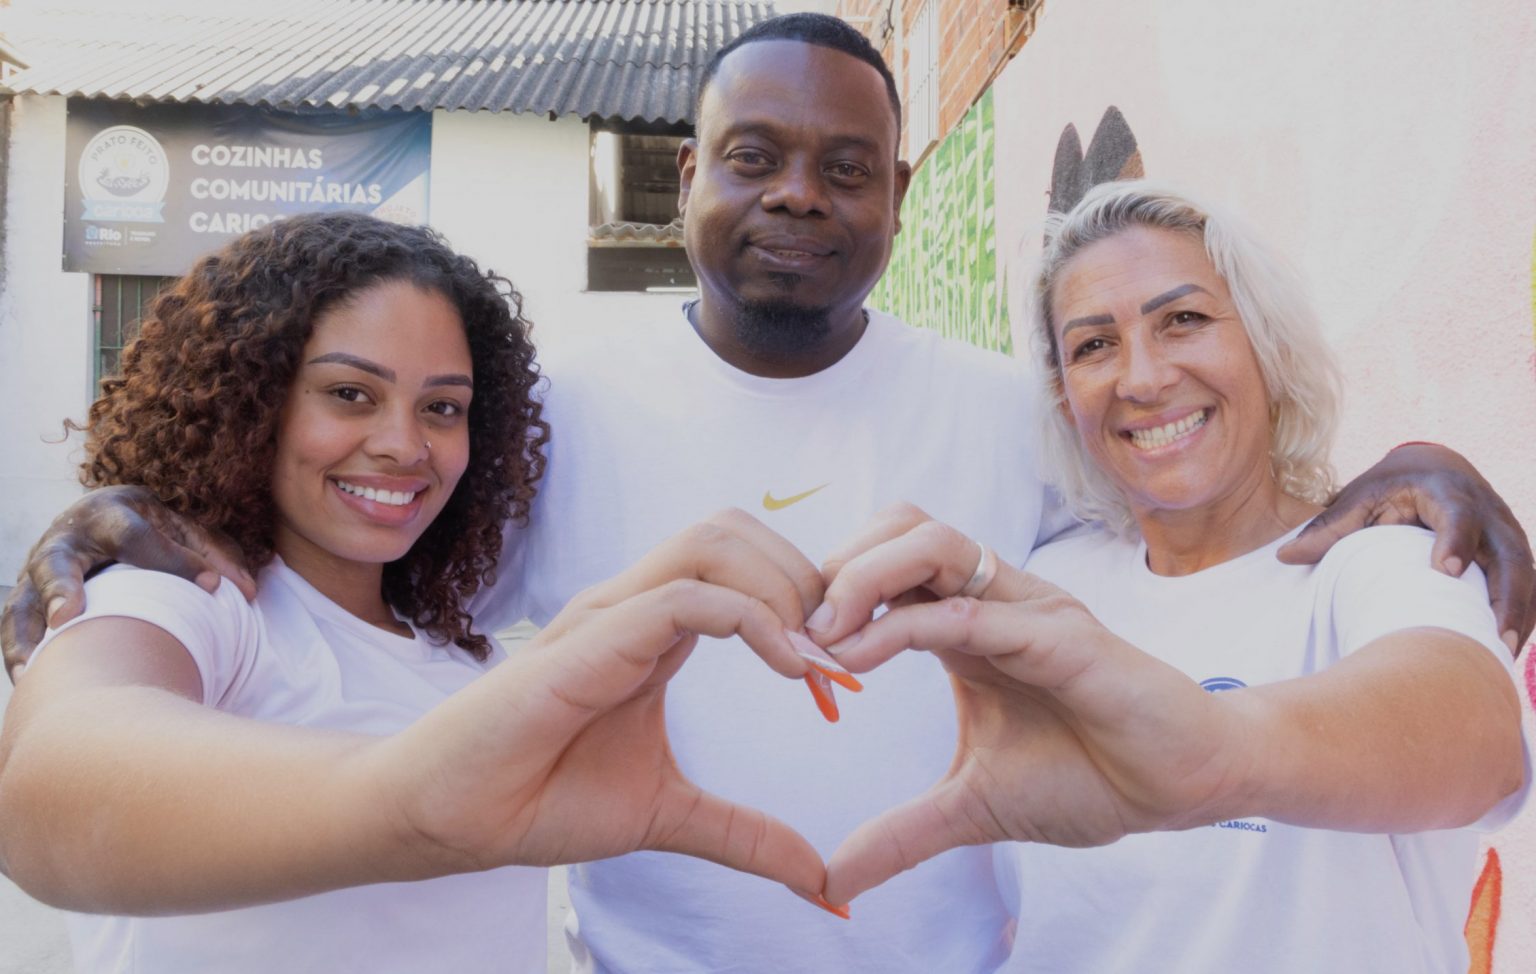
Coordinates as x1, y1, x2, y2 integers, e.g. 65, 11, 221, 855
1128, 410, 1209, 450
335, 480, 417, 506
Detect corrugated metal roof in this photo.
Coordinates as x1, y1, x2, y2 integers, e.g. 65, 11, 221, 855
590, 217, 685, 244
0, 0, 778, 124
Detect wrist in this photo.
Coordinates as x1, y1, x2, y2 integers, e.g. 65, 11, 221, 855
344, 735, 489, 881
1189, 690, 1278, 826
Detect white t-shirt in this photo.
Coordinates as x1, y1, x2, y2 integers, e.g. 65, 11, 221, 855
38, 560, 548, 974
994, 525, 1527, 974
474, 308, 1052, 973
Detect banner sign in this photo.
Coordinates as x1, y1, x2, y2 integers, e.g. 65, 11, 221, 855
64, 100, 431, 275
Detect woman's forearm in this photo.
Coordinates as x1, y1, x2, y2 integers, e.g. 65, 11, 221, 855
1218, 631, 1524, 831
0, 682, 444, 915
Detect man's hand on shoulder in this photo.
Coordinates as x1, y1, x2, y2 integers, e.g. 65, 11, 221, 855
1277, 442, 1535, 655
2, 485, 256, 681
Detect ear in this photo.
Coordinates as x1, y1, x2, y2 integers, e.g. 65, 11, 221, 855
891, 159, 913, 234
677, 138, 700, 216
1056, 391, 1075, 422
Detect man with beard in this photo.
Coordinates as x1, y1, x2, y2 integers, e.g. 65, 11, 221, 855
475, 17, 1044, 969
5, 12, 1532, 973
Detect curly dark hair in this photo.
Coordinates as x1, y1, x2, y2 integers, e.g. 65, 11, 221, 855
73, 211, 548, 660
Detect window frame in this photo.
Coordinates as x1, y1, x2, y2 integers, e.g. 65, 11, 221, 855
92, 274, 173, 388
586, 118, 697, 294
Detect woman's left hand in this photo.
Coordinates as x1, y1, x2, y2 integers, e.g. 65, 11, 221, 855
371, 509, 838, 906
807, 505, 1245, 907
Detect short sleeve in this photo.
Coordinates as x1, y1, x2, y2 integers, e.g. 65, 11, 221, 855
1317, 526, 1528, 830
35, 566, 258, 708
1318, 527, 1506, 661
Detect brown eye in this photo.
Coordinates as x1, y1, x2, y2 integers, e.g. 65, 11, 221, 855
1070, 337, 1110, 361
728, 149, 773, 169
330, 386, 369, 404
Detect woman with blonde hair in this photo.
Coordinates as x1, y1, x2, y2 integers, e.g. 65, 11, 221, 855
808, 182, 1527, 973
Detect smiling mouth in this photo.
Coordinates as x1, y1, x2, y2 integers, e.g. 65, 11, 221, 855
333, 479, 419, 507
764, 247, 824, 260
747, 239, 834, 264
1126, 409, 1209, 450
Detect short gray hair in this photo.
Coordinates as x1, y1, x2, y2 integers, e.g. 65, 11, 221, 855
1029, 181, 1342, 535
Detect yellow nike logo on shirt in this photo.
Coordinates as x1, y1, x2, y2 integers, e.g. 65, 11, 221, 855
762, 483, 830, 511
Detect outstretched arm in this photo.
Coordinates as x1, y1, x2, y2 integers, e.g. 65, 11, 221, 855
2, 486, 256, 681
1277, 443, 1535, 654
0, 510, 836, 916
810, 506, 1525, 906
0, 617, 402, 913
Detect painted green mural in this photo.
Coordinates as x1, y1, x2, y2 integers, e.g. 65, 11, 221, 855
873, 88, 1008, 354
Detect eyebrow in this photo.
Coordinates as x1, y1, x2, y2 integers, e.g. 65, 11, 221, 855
721, 121, 883, 154
306, 352, 472, 389
1060, 313, 1115, 335
1060, 283, 1214, 335
1141, 283, 1209, 314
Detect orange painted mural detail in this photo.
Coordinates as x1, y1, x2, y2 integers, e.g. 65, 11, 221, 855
1526, 647, 1536, 711
1464, 848, 1502, 974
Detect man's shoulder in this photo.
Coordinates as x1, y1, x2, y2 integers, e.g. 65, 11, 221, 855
871, 309, 1021, 363
865, 310, 1031, 393
532, 313, 691, 407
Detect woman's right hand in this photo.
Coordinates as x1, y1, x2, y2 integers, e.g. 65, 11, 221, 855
372, 508, 843, 909
2, 486, 255, 680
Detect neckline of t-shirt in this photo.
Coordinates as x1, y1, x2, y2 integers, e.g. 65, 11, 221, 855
674, 301, 890, 397
263, 555, 433, 658
1132, 522, 1309, 587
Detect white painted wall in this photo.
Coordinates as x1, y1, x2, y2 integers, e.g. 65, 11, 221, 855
0, 94, 91, 581
428, 109, 684, 353
0, 103, 692, 578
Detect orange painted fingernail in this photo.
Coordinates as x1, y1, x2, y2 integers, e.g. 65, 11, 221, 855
804, 671, 840, 722
813, 894, 851, 920
787, 630, 863, 692
806, 659, 863, 692
789, 887, 852, 919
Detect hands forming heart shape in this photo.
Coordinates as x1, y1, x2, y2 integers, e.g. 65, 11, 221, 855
382, 504, 1238, 916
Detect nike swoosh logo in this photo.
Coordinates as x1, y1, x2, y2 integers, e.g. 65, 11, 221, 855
762, 483, 830, 511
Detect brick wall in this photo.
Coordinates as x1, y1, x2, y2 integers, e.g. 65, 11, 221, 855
836, 0, 1039, 158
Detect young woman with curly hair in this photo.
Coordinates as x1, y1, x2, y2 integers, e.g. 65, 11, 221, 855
0, 212, 834, 973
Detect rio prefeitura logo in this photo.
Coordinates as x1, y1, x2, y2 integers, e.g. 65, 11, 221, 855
78, 125, 169, 223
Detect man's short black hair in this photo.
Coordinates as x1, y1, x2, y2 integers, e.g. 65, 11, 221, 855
694, 12, 903, 136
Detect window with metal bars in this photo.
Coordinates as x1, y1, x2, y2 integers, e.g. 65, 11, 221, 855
92, 274, 173, 386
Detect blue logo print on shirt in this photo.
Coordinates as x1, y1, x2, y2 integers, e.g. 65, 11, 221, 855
1199, 676, 1248, 693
